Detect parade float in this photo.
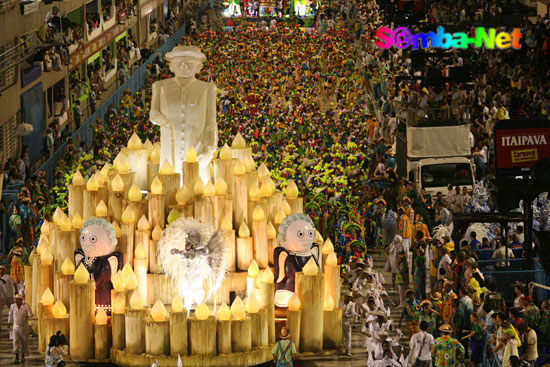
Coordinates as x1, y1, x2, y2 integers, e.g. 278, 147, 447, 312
26, 46, 343, 367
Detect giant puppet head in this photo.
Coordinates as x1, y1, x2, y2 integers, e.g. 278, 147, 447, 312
75, 218, 122, 309
274, 214, 320, 308
157, 217, 228, 311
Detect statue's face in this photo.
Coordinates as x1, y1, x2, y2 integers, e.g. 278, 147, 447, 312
170, 57, 203, 78
80, 224, 115, 257
281, 219, 314, 253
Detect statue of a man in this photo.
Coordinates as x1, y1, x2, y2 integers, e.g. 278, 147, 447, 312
150, 46, 218, 183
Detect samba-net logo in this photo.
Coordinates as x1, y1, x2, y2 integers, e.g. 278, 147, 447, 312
375, 26, 522, 50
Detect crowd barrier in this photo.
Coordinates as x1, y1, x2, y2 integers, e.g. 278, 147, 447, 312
482, 259, 548, 303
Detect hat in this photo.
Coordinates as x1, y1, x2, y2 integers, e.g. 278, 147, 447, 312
419, 300, 432, 308
430, 292, 442, 301
403, 197, 411, 203
15, 294, 24, 300
404, 288, 415, 296
0, 265, 6, 271
165, 46, 206, 61
439, 324, 453, 333
466, 257, 476, 265
279, 327, 291, 339
375, 198, 386, 205
503, 328, 515, 337
344, 291, 354, 298
370, 310, 387, 318
379, 331, 388, 337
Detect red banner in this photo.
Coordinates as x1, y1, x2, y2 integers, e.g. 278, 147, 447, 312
495, 128, 550, 169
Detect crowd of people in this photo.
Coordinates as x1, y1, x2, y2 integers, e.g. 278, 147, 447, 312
1, 0, 550, 364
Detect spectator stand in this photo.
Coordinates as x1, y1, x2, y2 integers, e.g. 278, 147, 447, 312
35, 0, 212, 187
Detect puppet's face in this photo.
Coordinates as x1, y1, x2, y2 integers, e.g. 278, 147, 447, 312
282, 220, 314, 253
80, 224, 115, 258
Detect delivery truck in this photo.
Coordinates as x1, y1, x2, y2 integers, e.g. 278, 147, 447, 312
395, 121, 476, 199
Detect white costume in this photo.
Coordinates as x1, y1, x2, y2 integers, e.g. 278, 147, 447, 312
0, 273, 15, 316
342, 301, 356, 350
150, 46, 218, 184
8, 302, 33, 355
386, 235, 403, 273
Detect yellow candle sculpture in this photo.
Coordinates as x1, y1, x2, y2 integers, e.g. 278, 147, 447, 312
41, 246, 54, 265
232, 133, 247, 149
324, 295, 334, 311
121, 207, 136, 224
245, 293, 261, 314
130, 291, 144, 309
127, 133, 142, 150
214, 178, 228, 195
322, 238, 334, 254
220, 144, 232, 160
86, 176, 99, 191
151, 300, 167, 322
285, 180, 299, 200
281, 200, 292, 216
203, 181, 216, 197
96, 306, 108, 324
233, 160, 246, 175
152, 225, 162, 241
52, 300, 67, 318
231, 297, 245, 320
261, 267, 274, 283
74, 264, 90, 284
111, 271, 126, 292
302, 258, 319, 276
247, 260, 259, 277
128, 184, 142, 202
72, 170, 85, 186
150, 177, 163, 195
326, 252, 338, 267
111, 175, 124, 192
41, 288, 55, 306
252, 205, 265, 221
288, 293, 301, 311
167, 208, 180, 224
159, 160, 174, 175
172, 294, 184, 313
195, 302, 210, 320
186, 145, 197, 163
72, 213, 83, 229
217, 303, 231, 320
238, 222, 251, 238
95, 200, 108, 217
61, 258, 75, 275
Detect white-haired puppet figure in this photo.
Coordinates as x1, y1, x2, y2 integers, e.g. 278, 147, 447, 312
274, 213, 320, 308
75, 218, 122, 309
157, 217, 227, 311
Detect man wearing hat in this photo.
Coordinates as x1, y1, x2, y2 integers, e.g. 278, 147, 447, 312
272, 327, 297, 366
441, 280, 458, 324
399, 288, 419, 339
8, 294, 33, 363
432, 324, 465, 367
342, 291, 356, 356
397, 206, 412, 273
0, 265, 15, 321
150, 45, 218, 184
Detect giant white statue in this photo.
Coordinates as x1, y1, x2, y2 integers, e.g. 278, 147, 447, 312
150, 46, 218, 183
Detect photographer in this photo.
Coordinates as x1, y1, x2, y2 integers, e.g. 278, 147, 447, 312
45, 331, 68, 367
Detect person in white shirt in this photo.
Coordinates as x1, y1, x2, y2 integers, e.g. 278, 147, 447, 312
409, 321, 434, 367
342, 292, 356, 356
8, 294, 33, 363
0, 265, 15, 319
438, 247, 452, 279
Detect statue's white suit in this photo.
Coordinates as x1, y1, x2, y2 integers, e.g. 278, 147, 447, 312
150, 46, 218, 183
